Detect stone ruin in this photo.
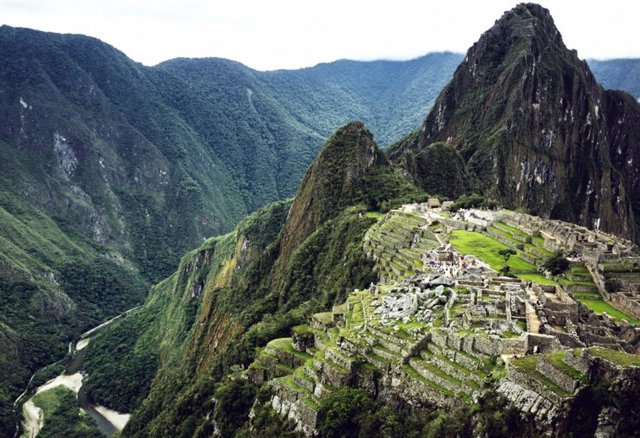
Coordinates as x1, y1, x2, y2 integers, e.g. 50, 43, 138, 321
372, 281, 451, 327
261, 205, 640, 436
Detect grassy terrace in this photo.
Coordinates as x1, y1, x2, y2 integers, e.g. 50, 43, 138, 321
559, 278, 596, 287
267, 338, 314, 361
599, 262, 640, 272
449, 230, 536, 272
495, 221, 529, 238
579, 299, 639, 324
547, 351, 587, 382
517, 273, 558, 286
402, 364, 453, 396
590, 347, 640, 367
491, 229, 551, 261
510, 356, 571, 397
364, 211, 384, 221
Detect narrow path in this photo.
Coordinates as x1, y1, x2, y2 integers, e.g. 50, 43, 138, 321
526, 288, 541, 333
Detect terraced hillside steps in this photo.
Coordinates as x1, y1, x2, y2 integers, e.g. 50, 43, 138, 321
256, 203, 640, 436
364, 209, 438, 281
486, 223, 552, 267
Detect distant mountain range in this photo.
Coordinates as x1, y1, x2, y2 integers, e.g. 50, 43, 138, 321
2, 15, 640, 437
0, 25, 456, 435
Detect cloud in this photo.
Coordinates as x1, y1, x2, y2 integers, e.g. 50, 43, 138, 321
0, 0, 639, 70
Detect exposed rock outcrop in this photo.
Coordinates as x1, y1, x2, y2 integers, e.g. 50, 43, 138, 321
391, 3, 640, 242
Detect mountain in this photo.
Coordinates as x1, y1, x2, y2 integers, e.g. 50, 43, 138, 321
589, 59, 640, 100
76, 122, 422, 437
88, 128, 640, 438
6, 10, 640, 436
390, 3, 640, 242
0, 25, 458, 433
261, 53, 464, 146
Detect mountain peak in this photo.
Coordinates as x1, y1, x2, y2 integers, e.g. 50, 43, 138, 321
277, 122, 384, 259
466, 2, 566, 75
392, 3, 640, 241
493, 3, 559, 37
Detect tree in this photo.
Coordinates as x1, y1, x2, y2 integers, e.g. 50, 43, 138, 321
318, 388, 373, 437
542, 253, 570, 276
605, 278, 625, 293
498, 248, 517, 276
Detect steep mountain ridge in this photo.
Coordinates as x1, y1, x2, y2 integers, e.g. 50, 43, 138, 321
0, 25, 463, 281
391, 3, 640, 242
0, 26, 455, 433
81, 122, 423, 437
278, 122, 386, 263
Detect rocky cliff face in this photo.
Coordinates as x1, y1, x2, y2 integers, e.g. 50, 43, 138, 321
391, 3, 640, 241
278, 122, 386, 263
117, 122, 422, 436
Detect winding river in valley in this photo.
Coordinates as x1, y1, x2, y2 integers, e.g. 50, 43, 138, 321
15, 306, 140, 438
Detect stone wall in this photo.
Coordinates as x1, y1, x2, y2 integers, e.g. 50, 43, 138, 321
500, 337, 528, 355
248, 366, 266, 384
526, 333, 561, 353
609, 293, 640, 320
564, 284, 598, 293
267, 346, 307, 369
564, 349, 590, 375
270, 391, 318, 436
497, 380, 560, 425
395, 369, 454, 408
506, 365, 564, 405
473, 335, 526, 356
366, 326, 411, 348
547, 330, 585, 348
293, 330, 315, 352
326, 348, 354, 371
536, 357, 579, 393
430, 329, 448, 350
440, 217, 468, 231
555, 287, 577, 306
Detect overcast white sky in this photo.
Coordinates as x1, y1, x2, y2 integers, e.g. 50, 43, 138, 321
1, 0, 639, 70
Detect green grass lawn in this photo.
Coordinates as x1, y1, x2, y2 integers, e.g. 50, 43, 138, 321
450, 230, 536, 272
569, 266, 590, 274
590, 347, 640, 367
495, 222, 530, 238
532, 235, 545, 246
579, 299, 639, 324
365, 211, 384, 221
559, 278, 596, 287
516, 273, 558, 286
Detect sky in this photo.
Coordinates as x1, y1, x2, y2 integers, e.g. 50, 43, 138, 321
1, 0, 639, 71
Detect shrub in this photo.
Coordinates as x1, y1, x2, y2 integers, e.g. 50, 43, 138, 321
543, 253, 570, 276
604, 278, 625, 293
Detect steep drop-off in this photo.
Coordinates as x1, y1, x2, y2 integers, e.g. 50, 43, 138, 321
79, 122, 424, 437
0, 26, 455, 431
391, 3, 640, 241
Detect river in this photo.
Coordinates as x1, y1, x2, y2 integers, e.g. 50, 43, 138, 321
15, 306, 140, 438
